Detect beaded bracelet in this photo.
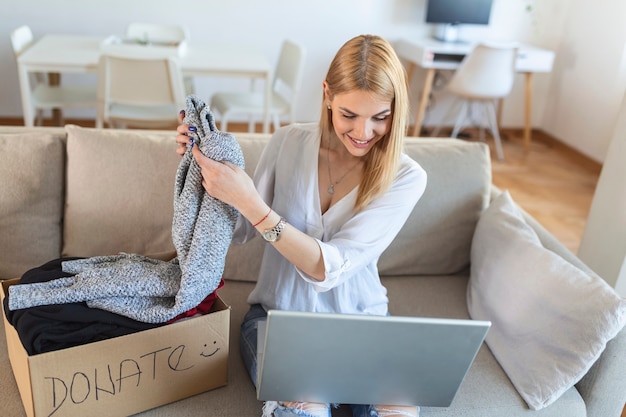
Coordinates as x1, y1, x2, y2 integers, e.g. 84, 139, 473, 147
252, 207, 272, 227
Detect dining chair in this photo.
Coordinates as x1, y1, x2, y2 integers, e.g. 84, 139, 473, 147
96, 53, 186, 129
210, 39, 306, 133
10, 25, 97, 126
125, 22, 194, 94
431, 43, 518, 161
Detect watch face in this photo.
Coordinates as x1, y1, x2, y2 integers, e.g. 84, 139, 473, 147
262, 218, 285, 242
264, 230, 277, 241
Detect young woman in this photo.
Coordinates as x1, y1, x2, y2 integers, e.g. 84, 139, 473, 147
175, 34, 427, 417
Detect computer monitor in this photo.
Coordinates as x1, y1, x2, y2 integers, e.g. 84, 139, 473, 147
425, 0, 494, 43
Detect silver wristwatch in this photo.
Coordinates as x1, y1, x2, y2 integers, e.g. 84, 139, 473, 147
262, 217, 286, 242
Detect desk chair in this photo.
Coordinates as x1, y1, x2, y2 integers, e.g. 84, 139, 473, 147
210, 39, 306, 133
10, 25, 97, 126
96, 53, 186, 129
126, 22, 194, 94
432, 43, 518, 161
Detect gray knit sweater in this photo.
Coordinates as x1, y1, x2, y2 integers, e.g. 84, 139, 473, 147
9, 96, 244, 323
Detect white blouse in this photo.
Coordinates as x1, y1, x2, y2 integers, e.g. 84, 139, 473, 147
232, 123, 427, 315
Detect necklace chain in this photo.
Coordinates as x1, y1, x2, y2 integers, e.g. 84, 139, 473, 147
326, 138, 361, 195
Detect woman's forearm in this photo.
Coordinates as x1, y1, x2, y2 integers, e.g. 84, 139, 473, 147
249, 208, 325, 282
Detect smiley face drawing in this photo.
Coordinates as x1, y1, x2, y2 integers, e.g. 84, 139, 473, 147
200, 340, 220, 358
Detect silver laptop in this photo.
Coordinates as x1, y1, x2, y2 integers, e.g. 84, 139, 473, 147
256, 310, 490, 407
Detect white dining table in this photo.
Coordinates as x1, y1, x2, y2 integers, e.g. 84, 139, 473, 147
16, 34, 273, 132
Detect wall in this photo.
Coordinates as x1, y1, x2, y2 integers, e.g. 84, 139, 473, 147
540, 0, 626, 162
1, 0, 623, 163
5, 0, 424, 124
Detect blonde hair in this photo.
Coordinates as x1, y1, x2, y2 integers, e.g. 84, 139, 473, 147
320, 34, 409, 212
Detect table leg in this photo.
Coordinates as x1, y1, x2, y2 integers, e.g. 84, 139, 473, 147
49, 72, 64, 126
524, 72, 533, 152
411, 68, 435, 137
17, 64, 34, 127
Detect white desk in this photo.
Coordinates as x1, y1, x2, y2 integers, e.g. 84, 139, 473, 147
17, 34, 273, 132
394, 38, 555, 150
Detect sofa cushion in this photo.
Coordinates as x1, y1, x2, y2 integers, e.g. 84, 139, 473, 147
379, 138, 491, 276
467, 191, 626, 410
62, 125, 180, 257
0, 132, 65, 279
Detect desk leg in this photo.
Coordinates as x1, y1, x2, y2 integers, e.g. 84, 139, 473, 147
17, 65, 34, 127
524, 72, 533, 152
405, 61, 415, 84
411, 68, 435, 137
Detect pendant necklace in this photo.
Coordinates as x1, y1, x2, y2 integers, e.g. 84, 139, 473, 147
326, 138, 362, 195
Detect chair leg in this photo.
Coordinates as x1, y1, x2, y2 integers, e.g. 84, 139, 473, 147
54, 108, 65, 126
485, 102, 505, 161
478, 103, 487, 142
35, 109, 44, 126
431, 99, 460, 137
451, 101, 469, 138
96, 103, 105, 129
248, 116, 255, 133
272, 115, 280, 133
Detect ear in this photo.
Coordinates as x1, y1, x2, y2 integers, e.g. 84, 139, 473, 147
322, 81, 332, 104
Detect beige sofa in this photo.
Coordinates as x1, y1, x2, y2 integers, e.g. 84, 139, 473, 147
1, 124, 625, 417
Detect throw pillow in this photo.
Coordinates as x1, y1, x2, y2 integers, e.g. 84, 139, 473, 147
378, 138, 491, 276
63, 125, 180, 257
467, 191, 626, 410
0, 132, 64, 279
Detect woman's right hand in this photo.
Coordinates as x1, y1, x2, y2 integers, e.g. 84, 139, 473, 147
175, 110, 193, 157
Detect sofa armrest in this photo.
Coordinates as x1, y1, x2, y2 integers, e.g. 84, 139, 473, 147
576, 327, 626, 417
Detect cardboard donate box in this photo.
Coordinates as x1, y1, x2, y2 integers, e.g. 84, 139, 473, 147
1, 279, 230, 417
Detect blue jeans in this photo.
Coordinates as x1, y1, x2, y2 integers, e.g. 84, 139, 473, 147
267, 403, 374, 417
239, 305, 418, 417
240, 303, 267, 388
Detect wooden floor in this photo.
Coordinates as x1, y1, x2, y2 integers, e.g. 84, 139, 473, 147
420, 126, 601, 254
436, 126, 603, 255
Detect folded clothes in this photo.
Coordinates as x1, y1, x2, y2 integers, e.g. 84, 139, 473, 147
3, 258, 159, 355
8, 253, 182, 312
3, 258, 225, 355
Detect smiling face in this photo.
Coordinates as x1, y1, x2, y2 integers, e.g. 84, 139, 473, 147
200, 340, 220, 358
318, 35, 408, 211
325, 85, 393, 158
